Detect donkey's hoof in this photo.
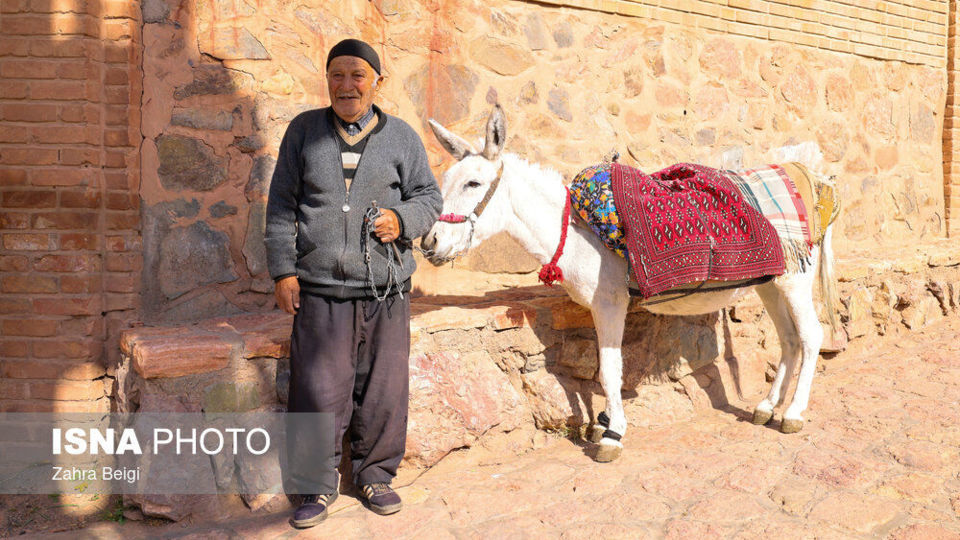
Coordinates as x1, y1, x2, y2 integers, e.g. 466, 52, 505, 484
752, 408, 774, 425
780, 418, 804, 434
594, 440, 623, 463
588, 424, 606, 444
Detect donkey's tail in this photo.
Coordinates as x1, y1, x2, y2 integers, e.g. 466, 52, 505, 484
819, 225, 842, 342
816, 176, 843, 349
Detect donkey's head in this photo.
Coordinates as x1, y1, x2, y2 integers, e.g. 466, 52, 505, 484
421, 105, 508, 265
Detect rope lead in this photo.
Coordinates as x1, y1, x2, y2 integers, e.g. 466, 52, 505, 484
538, 188, 572, 287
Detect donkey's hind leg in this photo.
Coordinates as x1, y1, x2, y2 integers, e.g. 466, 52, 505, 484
778, 253, 823, 433
753, 279, 802, 426
754, 259, 823, 433
592, 298, 628, 462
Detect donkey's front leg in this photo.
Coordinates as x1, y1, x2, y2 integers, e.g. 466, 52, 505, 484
592, 299, 628, 462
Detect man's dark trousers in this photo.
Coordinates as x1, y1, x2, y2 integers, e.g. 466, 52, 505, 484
287, 292, 410, 494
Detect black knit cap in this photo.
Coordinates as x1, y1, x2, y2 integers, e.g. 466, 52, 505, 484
326, 38, 381, 75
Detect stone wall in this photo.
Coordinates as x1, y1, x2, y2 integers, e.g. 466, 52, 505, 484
138, 0, 947, 313
0, 0, 143, 412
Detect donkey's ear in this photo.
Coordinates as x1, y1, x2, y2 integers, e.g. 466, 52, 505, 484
481, 104, 506, 161
428, 119, 475, 161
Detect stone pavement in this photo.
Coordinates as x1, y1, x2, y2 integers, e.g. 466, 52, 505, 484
32, 313, 960, 539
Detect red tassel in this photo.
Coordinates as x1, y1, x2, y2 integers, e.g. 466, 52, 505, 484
538, 188, 572, 287
538, 263, 564, 286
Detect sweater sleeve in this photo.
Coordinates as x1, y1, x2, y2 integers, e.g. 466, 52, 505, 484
264, 117, 304, 281
391, 128, 442, 242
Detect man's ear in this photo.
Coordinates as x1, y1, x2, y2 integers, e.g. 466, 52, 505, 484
373, 75, 385, 90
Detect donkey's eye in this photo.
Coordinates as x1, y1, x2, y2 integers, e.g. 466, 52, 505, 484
465, 180, 482, 189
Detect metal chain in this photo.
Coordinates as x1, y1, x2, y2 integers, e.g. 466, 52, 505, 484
362, 204, 404, 301
358, 210, 476, 273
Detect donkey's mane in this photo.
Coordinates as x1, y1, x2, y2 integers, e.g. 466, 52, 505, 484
502, 153, 565, 189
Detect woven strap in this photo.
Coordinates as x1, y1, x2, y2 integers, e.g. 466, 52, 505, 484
437, 162, 504, 223
437, 213, 468, 223
473, 162, 504, 218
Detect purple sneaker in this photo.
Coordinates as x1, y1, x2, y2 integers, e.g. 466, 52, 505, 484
291, 491, 338, 528
360, 483, 402, 515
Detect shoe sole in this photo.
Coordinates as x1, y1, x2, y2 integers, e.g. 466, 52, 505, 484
290, 492, 338, 529
365, 500, 402, 516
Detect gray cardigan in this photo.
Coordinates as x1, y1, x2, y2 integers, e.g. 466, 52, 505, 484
265, 105, 442, 299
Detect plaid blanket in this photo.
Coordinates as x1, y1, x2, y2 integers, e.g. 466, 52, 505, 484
611, 162, 786, 298
724, 164, 811, 247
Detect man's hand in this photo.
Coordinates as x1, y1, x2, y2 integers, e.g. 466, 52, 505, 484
274, 276, 300, 314
374, 209, 400, 243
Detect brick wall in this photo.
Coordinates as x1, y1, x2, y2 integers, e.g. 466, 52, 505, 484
538, 0, 948, 67
0, 0, 142, 412
946, 1, 960, 237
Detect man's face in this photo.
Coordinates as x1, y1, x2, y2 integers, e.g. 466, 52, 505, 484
327, 56, 381, 123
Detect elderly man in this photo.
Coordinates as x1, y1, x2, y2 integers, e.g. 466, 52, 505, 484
265, 38, 442, 528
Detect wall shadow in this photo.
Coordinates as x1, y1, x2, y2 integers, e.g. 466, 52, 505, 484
413, 280, 764, 451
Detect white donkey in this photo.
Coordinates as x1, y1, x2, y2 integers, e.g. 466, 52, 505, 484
421, 106, 841, 462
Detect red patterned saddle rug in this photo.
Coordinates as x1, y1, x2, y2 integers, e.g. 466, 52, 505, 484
611, 162, 785, 299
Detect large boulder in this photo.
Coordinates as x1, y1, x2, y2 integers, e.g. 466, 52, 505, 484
405, 351, 530, 467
